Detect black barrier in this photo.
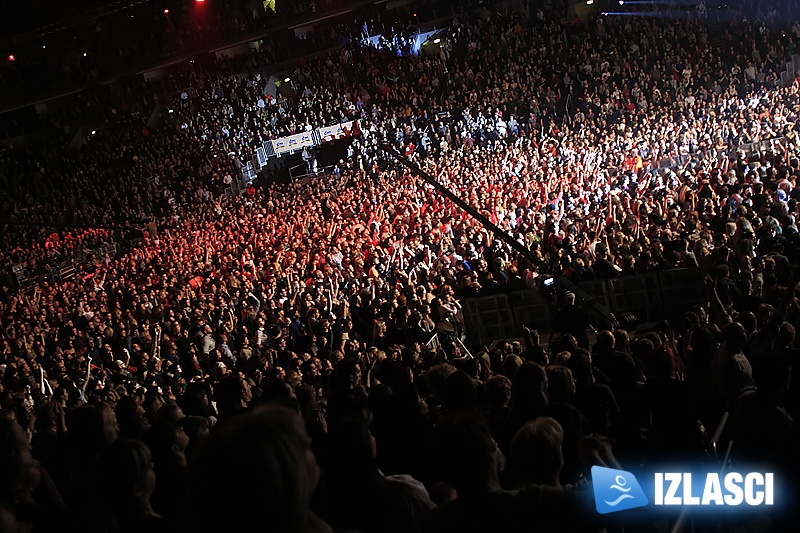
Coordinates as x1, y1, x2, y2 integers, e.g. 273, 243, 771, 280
460, 268, 704, 347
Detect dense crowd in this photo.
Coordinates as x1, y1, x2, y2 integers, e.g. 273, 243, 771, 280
2, 1, 800, 532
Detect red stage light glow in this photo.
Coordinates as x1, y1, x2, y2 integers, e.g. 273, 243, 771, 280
7, 54, 14, 62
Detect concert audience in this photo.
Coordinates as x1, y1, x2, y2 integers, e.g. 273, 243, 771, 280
0, 1, 800, 531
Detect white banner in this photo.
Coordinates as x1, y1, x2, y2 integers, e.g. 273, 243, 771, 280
273, 131, 315, 155
317, 120, 359, 142
267, 120, 360, 158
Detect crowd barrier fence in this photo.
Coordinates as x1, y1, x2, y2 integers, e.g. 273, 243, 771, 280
460, 268, 704, 347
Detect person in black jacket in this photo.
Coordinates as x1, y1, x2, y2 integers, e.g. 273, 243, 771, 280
552, 292, 591, 348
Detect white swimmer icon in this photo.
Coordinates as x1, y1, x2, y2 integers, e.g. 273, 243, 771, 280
604, 475, 635, 506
